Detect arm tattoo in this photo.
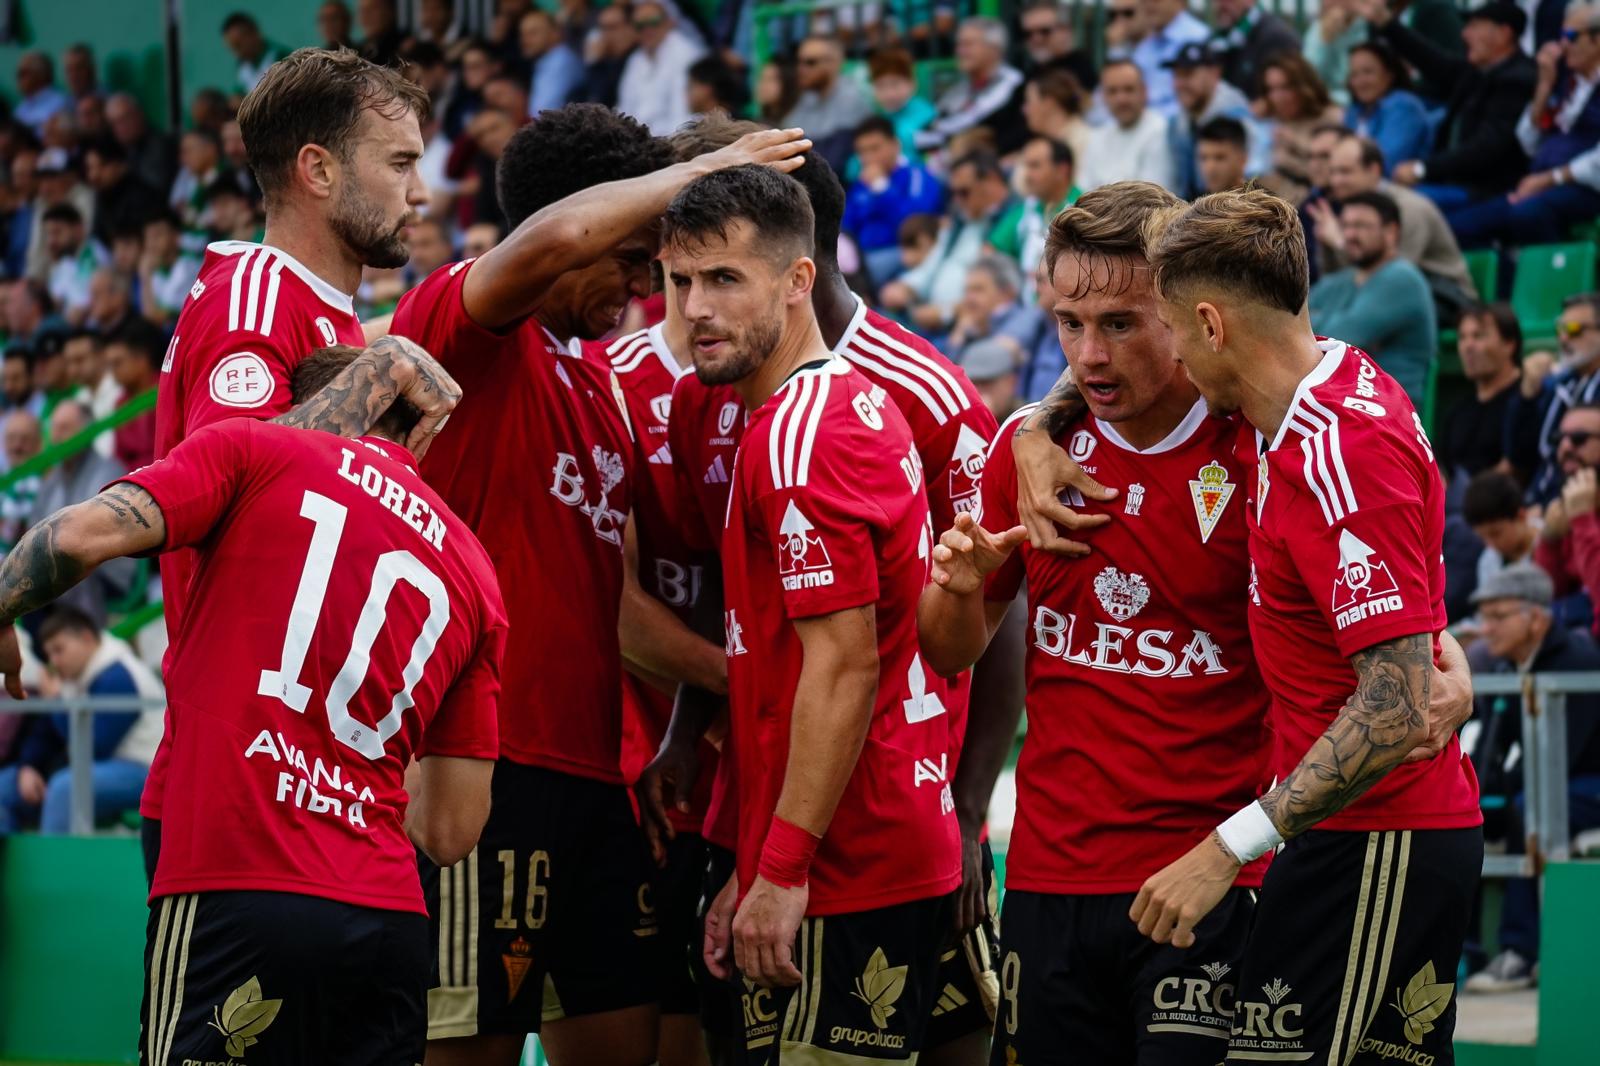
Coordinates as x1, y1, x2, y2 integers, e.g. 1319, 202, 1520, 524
93, 484, 152, 530
1013, 371, 1086, 440
274, 336, 445, 437
1259, 634, 1431, 838
0, 512, 87, 624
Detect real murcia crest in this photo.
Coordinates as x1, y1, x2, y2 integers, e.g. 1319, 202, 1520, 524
1189, 460, 1235, 543
1093, 566, 1150, 623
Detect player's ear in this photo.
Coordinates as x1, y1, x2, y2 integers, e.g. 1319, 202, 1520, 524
295, 143, 339, 203
1196, 301, 1225, 352
787, 256, 816, 306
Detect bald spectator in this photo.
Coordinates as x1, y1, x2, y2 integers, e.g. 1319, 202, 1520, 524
62, 44, 98, 101
1210, 0, 1302, 98
14, 52, 70, 139
1132, 0, 1213, 115
785, 36, 873, 169
357, 0, 405, 67
105, 94, 176, 195
521, 8, 584, 114
105, 322, 160, 473
221, 12, 284, 96
1078, 61, 1177, 191
317, 0, 355, 50
616, 1, 705, 134
0, 409, 42, 551
916, 17, 1027, 154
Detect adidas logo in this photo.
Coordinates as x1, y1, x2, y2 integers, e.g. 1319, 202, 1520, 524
703, 456, 729, 484
930, 983, 968, 1017
648, 443, 672, 465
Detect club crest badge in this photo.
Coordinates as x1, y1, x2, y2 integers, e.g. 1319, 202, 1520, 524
1189, 459, 1236, 544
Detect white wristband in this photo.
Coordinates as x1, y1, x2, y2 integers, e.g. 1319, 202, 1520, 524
1215, 801, 1284, 865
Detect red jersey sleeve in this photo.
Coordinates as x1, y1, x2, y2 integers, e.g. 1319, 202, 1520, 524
390, 261, 517, 377
181, 326, 300, 438
118, 420, 255, 550
1281, 440, 1438, 657
978, 418, 1025, 603
418, 621, 506, 760
756, 479, 884, 620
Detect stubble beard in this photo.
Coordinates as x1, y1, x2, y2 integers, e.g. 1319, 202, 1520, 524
331, 183, 411, 269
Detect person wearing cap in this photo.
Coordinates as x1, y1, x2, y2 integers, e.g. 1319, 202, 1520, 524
1359, 0, 1537, 208
1166, 40, 1261, 199
1446, 3, 1600, 248
1465, 561, 1600, 993
1129, 0, 1211, 117
959, 337, 1023, 421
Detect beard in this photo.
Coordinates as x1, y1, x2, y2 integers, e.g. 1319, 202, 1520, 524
1349, 245, 1386, 272
692, 314, 783, 387
330, 182, 411, 269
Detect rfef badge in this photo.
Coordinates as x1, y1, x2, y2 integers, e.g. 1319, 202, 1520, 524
1189, 459, 1236, 544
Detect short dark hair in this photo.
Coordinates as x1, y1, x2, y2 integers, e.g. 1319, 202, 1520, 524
1348, 40, 1412, 95
42, 203, 83, 226
291, 345, 422, 441
63, 328, 101, 349
143, 206, 184, 231
496, 103, 675, 230
84, 137, 128, 165
898, 212, 941, 247
3, 346, 32, 368
221, 12, 260, 34
854, 115, 898, 143
1339, 133, 1386, 172
1458, 301, 1523, 364
238, 47, 431, 207
1027, 135, 1074, 169
108, 320, 165, 371
662, 165, 816, 265
687, 57, 750, 113
1340, 189, 1401, 229
1463, 470, 1524, 526
39, 604, 99, 644
950, 150, 1004, 182
1196, 116, 1248, 151
401, 40, 446, 70
205, 174, 247, 203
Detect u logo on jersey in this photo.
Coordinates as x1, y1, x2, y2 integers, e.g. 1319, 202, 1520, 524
549, 445, 627, 546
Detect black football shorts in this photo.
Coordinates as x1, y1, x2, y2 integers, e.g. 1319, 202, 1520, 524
925, 838, 1001, 1049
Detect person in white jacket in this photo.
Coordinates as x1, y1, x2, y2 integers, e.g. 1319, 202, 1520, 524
1078, 60, 1178, 193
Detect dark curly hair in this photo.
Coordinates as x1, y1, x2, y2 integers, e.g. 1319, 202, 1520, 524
496, 103, 677, 230
662, 165, 815, 265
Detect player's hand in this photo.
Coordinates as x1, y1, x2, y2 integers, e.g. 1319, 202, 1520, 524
1406, 630, 1473, 763
368, 335, 463, 459
953, 822, 987, 935
733, 874, 807, 988
17, 765, 45, 806
0, 624, 24, 700
704, 870, 739, 980
1562, 467, 1597, 516
1130, 833, 1241, 949
1012, 420, 1116, 556
635, 737, 700, 866
698, 127, 812, 177
930, 512, 1026, 596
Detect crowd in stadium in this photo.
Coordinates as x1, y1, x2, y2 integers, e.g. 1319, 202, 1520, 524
0, 0, 1593, 1060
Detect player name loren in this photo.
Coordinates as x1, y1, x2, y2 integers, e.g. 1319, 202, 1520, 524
335, 443, 447, 550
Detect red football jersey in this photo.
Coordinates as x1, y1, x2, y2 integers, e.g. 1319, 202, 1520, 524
584, 326, 718, 832
724, 358, 961, 915
1244, 340, 1480, 831
123, 421, 505, 913
145, 241, 365, 819
392, 262, 638, 783
982, 402, 1273, 892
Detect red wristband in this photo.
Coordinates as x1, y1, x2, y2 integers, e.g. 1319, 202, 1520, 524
757, 816, 821, 888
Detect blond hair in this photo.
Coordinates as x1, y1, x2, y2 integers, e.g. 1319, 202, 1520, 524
1147, 188, 1308, 315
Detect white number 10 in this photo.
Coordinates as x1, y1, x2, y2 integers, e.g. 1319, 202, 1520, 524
258, 490, 451, 760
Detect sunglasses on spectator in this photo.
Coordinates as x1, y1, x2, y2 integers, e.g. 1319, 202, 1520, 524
1023, 25, 1059, 38
1108, 7, 1137, 19
950, 184, 976, 200
632, 16, 664, 29
799, 56, 828, 66
1562, 28, 1596, 41
1559, 430, 1599, 447
1560, 320, 1596, 337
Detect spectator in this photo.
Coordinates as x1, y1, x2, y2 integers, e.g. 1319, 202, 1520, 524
1211, 0, 1302, 98
1196, 116, 1250, 193
28, 150, 96, 286
169, 130, 226, 231
62, 329, 116, 427
218, 120, 260, 203
1303, 0, 1368, 106
317, 0, 356, 50
462, 220, 503, 260
416, 0, 459, 52
1077, 61, 1176, 192
963, 336, 1025, 421
1019, 0, 1099, 92
136, 211, 200, 331
1168, 42, 1260, 199
687, 57, 749, 117
1311, 133, 1478, 314
521, 8, 585, 115
1442, 304, 1524, 482
1, 347, 40, 417
32, 335, 79, 427
0, 607, 164, 835
880, 151, 1013, 333
188, 88, 232, 140
754, 58, 800, 128
582, 2, 636, 108
1537, 402, 1600, 628
62, 44, 99, 102
1344, 40, 1432, 173
84, 269, 134, 335
104, 94, 176, 196
1131, 0, 1212, 116
5, 281, 67, 350
914, 17, 1026, 155
0, 410, 42, 550
1366, 0, 1537, 209
357, 0, 406, 67
105, 322, 161, 473
204, 178, 261, 243
843, 117, 945, 286
221, 13, 284, 96
75, 94, 108, 145
1511, 294, 1600, 502
1447, 4, 1600, 248
1258, 52, 1344, 205
1464, 471, 1539, 588
443, 39, 499, 140
616, 0, 704, 134
14, 52, 70, 140
894, 212, 940, 277
785, 36, 873, 170
1104, 1, 1148, 63
2, 148, 40, 279
858, 50, 932, 161
82, 140, 162, 250
404, 216, 454, 284
990, 135, 1078, 278
42, 204, 104, 325
942, 254, 1034, 364
1307, 190, 1437, 407
1463, 563, 1600, 993
1021, 68, 1091, 169
27, 401, 134, 621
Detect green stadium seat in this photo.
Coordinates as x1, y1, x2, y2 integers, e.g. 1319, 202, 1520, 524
1464, 249, 1499, 304
1512, 241, 1598, 347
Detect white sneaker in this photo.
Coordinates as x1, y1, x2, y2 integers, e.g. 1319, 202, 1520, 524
1464, 949, 1536, 993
